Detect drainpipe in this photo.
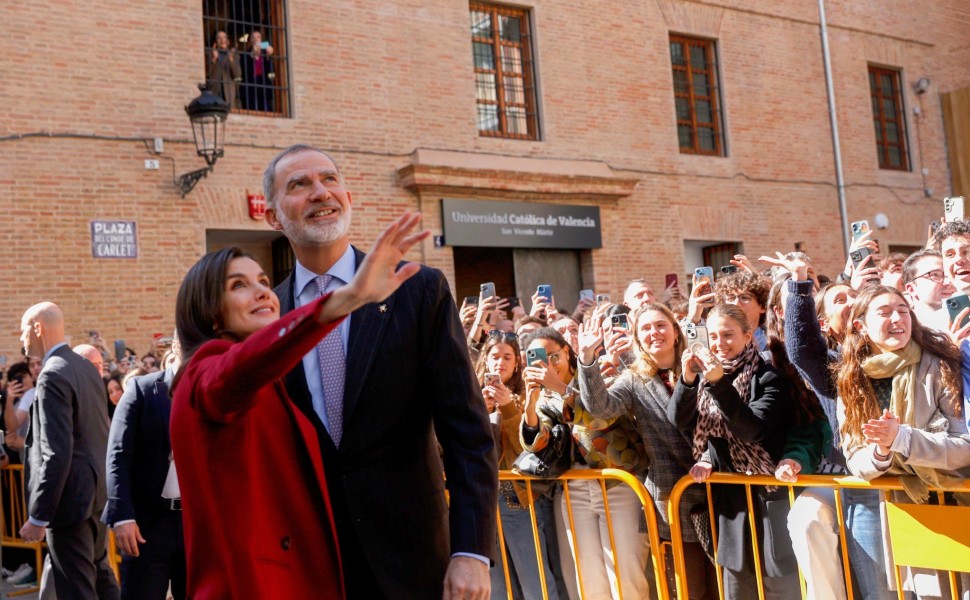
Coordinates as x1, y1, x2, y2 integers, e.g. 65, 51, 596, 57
817, 0, 851, 255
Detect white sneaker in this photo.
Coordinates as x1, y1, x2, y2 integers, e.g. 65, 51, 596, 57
3, 563, 30, 583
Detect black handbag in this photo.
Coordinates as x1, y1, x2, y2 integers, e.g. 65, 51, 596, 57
511, 403, 574, 480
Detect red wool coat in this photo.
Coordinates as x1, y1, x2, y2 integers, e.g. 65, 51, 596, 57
171, 296, 344, 599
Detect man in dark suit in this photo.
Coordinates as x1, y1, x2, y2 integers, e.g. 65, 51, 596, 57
18, 302, 119, 600
102, 344, 185, 600
264, 144, 498, 599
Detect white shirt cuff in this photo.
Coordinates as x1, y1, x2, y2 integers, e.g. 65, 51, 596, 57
452, 552, 490, 567
111, 519, 136, 528
28, 517, 48, 527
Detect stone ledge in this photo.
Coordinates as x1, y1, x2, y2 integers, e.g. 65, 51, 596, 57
397, 149, 639, 201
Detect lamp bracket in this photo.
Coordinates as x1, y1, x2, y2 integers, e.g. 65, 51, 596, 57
176, 167, 211, 198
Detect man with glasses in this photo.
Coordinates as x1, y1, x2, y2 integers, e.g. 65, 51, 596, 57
903, 249, 955, 333
715, 271, 771, 351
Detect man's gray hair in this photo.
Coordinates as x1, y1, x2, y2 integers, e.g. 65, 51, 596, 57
262, 144, 342, 209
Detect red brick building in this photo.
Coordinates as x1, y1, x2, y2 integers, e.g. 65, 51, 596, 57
2, 0, 969, 359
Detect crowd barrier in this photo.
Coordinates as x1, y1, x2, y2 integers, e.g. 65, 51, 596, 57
668, 472, 970, 600
498, 468, 669, 600
0, 465, 122, 593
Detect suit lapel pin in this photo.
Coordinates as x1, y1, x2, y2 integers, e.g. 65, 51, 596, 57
378, 304, 388, 314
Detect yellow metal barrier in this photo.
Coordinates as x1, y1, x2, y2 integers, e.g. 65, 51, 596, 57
667, 473, 970, 600
498, 468, 668, 600
0, 465, 44, 597
0, 465, 123, 593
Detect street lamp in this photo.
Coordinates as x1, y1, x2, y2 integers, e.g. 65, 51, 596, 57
176, 85, 229, 197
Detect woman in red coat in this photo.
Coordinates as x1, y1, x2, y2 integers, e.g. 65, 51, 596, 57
170, 213, 427, 599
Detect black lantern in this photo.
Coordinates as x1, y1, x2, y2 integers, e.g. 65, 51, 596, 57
177, 85, 230, 196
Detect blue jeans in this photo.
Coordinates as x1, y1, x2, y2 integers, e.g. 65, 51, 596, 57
491, 495, 561, 600
843, 489, 896, 600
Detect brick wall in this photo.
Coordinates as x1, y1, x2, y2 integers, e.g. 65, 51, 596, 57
0, 0, 964, 359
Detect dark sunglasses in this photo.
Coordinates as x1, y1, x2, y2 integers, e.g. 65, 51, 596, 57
487, 330, 518, 344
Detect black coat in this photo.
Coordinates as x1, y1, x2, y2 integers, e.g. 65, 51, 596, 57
102, 368, 174, 528
275, 247, 497, 599
668, 358, 797, 575
26, 345, 111, 528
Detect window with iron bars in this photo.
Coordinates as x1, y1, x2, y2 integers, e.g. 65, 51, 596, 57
669, 34, 725, 156
470, 2, 539, 140
868, 65, 910, 171
203, 0, 290, 117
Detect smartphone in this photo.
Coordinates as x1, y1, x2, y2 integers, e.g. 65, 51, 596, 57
596, 294, 611, 307
945, 196, 965, 222
931, 220, 942, 236
480, 282, 496, 299
719, 265, 738, 276
526, 347, 548, 366
484, 373, 501, 387
610, 314, 629, 330
506, 297, 521, 310
113, 340, 126, 362
665, 273, 678, 289
850, 247, 873, 270
463, 296, 479, 306
946, 294, 970, 329
694, 266, 714, 289
683, 322, 709, 351
0, 355, 6, 367
579, 289, 595, 303
536, 284, 553, 303
850, 220, 871, 241
260, 41, 270, 49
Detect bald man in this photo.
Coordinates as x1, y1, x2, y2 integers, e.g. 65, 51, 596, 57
19, 302, 119, 600
73, 344, 106, 379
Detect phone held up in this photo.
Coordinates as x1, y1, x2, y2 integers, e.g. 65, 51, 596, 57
850, 220, 871, 241
579, 289, 595, 303
944, 196, 965, 223
946, 293, 970, 329
480, 282, 496, 300
694, 266, 714, 289
665, 273, 679, 289
682, 322, 709, 373
610, 314, 629, 331
719, 265, 738, 276
596, 294, 611, 307
536, 284, 553, 303
526, 347, 548, 366
484, 372, 501, 387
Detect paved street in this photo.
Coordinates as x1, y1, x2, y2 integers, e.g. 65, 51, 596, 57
0, 577, 38, 599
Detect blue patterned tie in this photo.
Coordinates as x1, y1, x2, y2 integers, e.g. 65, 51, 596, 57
315, 275, 346, 446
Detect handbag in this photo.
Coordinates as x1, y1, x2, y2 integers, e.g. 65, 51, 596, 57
689, 505, 716, 565
511, 403, 574, 481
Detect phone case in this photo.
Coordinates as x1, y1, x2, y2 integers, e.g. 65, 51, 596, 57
850, 247, 873, 269
537, 285, 552, 301
945, 197, 965, 222
946, 294, 970, 328
527, 347, 547, 365
851, 220, 871, 240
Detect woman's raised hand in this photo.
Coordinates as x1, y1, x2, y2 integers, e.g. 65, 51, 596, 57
324, 212, 429, 321
577, 317, 603, 365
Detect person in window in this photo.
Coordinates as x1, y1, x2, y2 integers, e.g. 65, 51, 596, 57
207, 31, 240, 110
239, 31, 275, 112
520, 328, 650, 600
668, 303, 799, 600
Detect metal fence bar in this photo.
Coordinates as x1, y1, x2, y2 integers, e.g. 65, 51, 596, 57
499, 468, 668, 600
669, 473, 970, 600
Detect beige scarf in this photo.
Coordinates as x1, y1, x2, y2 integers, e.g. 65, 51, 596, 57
862, 341, 960, 503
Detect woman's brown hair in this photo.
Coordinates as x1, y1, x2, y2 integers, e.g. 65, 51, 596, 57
474, 333, 524, 396
836, 285, 961, 444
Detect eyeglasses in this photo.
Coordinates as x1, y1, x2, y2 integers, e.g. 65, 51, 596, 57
913, 270, 946, 283
547, 349, 565, 365
488, 330, 518, 344
723, 293, 756, 304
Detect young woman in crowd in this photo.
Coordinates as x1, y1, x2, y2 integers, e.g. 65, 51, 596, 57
520, 328, 649, 600
476, 330, 561, 600
763, 251, 895, 600
667, 303, 799, 600
837, 285, 970, 597
170, 213, 426, 599
575, 302, 716, 599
